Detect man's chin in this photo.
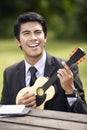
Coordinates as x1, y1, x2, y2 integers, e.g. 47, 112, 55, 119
29, 52, 42, 58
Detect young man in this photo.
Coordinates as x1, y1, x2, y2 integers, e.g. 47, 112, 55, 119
1, 12, 87, 114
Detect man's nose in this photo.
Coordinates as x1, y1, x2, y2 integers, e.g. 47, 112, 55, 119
30, 33, 37, 40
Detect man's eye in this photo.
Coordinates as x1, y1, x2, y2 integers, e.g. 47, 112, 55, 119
24, 32, 29, 35
36, 31, 42, 34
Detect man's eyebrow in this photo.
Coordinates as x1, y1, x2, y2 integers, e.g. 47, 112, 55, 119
35, 29, 42, 31
21, 29, 43, 34
21, 30, 30, 33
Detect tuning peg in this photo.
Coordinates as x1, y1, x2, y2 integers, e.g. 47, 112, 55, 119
69, 48, 78, 57
76, 56, 86, 64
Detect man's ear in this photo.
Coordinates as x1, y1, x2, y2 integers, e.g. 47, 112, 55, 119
14, 38, 22, 50
15, 38, 21, 47
44, 35, 47, 46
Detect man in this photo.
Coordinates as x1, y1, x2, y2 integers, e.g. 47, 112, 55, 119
1, 12, 87, 114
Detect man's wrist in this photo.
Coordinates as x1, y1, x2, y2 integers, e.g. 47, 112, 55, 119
65, 89, 78, 97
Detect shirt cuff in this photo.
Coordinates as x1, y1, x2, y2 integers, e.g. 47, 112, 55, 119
67, 97, 77, 106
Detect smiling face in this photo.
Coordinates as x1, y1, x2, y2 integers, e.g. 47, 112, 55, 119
16, 22, 47, 65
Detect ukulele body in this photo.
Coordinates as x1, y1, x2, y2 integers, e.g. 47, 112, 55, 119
16, 77, 55, 109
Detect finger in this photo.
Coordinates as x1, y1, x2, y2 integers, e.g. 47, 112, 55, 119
22, 91, 29, 96
23, 95, 36, 105
57, 69, 67, 77
61, 61, 70, 71
57, 73, 62, 80
26, 100, 36, 107
32, 104, 37, 108
23, 92, 35, 100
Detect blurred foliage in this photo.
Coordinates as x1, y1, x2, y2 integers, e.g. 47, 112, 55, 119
0, 0, 87, 40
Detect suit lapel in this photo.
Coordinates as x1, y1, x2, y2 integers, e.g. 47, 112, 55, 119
16, 61, 26, 89
44, 53, 60, 77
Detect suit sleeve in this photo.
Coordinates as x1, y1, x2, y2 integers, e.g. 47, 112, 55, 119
1, 69, 10, 104
67, 64, 87, 114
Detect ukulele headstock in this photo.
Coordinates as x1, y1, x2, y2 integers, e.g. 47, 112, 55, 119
67, 48, 86, 67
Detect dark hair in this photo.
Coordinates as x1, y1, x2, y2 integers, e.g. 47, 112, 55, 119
14, 12, 47, 41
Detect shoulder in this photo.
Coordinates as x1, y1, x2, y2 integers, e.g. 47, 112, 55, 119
46, 52, 78, 70
46, 52, 66, 67
4, 60, 25, 74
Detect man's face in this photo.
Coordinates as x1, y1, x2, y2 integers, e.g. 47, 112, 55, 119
16, 22, 47, 62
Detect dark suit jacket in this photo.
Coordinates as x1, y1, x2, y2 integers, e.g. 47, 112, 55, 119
1, 53, 87, 114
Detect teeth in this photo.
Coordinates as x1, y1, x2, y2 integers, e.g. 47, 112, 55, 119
29, 43, 38, 47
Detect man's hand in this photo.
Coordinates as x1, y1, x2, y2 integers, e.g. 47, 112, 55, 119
17, 91, 36, 108
57, 62, 75, 94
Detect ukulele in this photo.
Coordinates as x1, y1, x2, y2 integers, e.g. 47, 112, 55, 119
16, 48, 86, 109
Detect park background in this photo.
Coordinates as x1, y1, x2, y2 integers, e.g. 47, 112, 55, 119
0, 0, 87, 101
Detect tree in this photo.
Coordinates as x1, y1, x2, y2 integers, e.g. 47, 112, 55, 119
0, 0, 87, 40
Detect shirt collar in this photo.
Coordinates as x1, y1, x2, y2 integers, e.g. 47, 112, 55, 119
25, 50, 46, 76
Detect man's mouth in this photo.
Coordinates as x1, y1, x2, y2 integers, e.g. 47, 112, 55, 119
29, 43, 39, 48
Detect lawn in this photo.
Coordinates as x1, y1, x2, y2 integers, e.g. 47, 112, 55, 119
0, 39, 87, 102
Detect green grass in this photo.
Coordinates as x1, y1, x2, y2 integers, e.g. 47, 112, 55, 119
0, 39, 87, 102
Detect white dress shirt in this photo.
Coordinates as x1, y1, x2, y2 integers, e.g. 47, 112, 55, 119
25, 50, 46, 87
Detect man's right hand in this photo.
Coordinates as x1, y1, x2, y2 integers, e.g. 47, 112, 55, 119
16, 91, 36, 108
